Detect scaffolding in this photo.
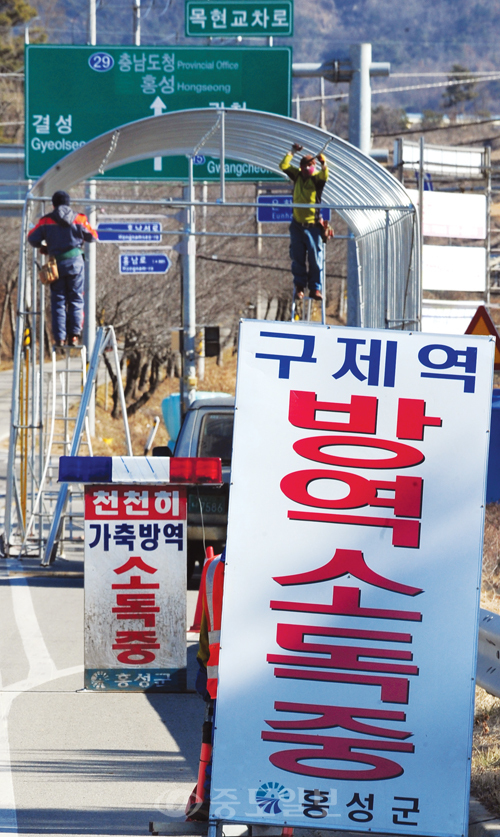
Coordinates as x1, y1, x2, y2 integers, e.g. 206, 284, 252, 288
4, 108, 419, 560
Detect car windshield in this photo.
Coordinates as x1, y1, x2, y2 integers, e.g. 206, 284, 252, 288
198, 412, 234, 465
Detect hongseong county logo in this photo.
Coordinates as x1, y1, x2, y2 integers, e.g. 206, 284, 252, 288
256, 782, 292, 814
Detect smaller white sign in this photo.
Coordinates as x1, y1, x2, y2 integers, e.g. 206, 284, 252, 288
408, 190, 486, 240
399, 141, 484, 178
421, 301, 479, 335
423, 244, 486, 291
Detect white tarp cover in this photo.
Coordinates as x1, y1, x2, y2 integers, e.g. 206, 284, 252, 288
407, 190, 486, 240
421, 302, 479, 336
422, 244, 486, 292
212, 320, 494, 836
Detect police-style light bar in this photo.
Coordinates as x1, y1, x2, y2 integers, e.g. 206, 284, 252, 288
59, 456, 222, 484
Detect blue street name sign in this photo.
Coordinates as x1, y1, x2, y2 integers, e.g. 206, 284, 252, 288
257, 194, 331, 223
119, 252, 171, 274
97, 222, 162, 242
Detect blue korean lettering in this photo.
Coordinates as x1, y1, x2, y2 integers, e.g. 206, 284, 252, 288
256, 331, 317, 379
139, 522, 161, 551
114, 523, 136, 550
164, 523, 184, 550
333, 338, 397, 387
88, 522, 111, 550
418, 344, 477, 393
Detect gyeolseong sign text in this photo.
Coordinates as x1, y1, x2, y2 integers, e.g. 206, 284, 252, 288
212, 321, 494, 836
25, 45, 291, 181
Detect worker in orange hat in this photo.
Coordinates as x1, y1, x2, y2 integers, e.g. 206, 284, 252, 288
279, 143, 329, 302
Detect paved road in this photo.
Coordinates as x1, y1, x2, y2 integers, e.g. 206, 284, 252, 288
0, 362, 205, 836
0, 564, 204, 836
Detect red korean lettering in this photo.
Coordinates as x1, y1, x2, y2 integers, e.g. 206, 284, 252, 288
281, 470, 422, 517
112, 593, 159, 627
273, 666, 410, 703
261, 731, 414, 780
267, 702, 411, 739
273, 549, 423, 596
289, 391, 378, 434
293, 435, 424, 470
289, 510, 420, 548
114, 555, 157, 575
268, 623, 417, 676
112, 575, 160, 590
112, 630, 160, 664
396, 399, 442, 441
271, 585, 422, 622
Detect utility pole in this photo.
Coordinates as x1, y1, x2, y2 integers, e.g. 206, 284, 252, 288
293, 44, 390, 327
85, 0, 97, 433
181, 160, 197, 412
133, 0, 141, 46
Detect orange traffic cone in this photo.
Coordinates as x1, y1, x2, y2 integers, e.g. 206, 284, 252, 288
189, 546, 215, 632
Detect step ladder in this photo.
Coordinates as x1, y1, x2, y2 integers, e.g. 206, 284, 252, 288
290, 240, 327, 324
4, 325, 132, 564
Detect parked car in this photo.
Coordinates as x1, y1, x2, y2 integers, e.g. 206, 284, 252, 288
158, 396, 234, 579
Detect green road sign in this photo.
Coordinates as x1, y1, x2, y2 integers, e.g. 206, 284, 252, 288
185, 1, 293, 37
25, 45, 291, 181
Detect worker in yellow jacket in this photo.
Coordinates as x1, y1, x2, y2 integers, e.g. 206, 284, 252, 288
279, 142, 329, 301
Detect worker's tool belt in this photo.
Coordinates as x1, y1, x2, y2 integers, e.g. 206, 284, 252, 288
37, 258, 59, 285
292, 217, 334, 241
292, 219, 316, 228
56, 247, 82, 261
317, 218, 334, 242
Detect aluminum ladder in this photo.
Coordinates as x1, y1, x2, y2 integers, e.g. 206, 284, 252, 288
290, 240, 327, 324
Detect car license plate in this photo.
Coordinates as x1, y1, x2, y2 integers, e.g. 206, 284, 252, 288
188, 494, 227, 515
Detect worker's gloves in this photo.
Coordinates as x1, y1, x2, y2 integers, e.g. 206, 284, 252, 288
292, 143, 303, 152
317, 153, 326, 163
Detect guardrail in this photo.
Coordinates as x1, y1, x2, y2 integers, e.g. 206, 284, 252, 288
477, 608, 500, 697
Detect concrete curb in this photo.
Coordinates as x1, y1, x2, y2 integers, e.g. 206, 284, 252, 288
470, 798, 500, 837
150, 800, 500, 837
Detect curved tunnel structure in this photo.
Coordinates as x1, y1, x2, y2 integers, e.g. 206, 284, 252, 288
28, 107, 420, 330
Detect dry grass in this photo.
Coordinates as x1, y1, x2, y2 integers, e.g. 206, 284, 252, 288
472, 687, 500, 815
474, 505, 500, 815
90, 349, 238, 457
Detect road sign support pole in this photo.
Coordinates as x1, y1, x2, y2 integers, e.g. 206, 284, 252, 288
347, 43, 372, 327
419, 135, 424, 305
84, 180, 97, 436
182, 158, 197, 413
84, 0, 97, 436
219, 109, 226, 203
133, 0, 141, 45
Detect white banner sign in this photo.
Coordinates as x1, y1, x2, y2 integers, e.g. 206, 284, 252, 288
421, 302, 480, 335
398, 141, 484, 178
423, 244, 486, 292
212, 321, 494, 836
84, 483, 187, 691
407, 190, 486, 240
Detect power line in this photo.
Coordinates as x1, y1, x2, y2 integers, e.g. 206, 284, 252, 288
296, 73, 500, 103
374, 115, 500, 138
197, 253, 343, 279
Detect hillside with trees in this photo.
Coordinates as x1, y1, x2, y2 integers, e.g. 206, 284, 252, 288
29, 0, 500, 115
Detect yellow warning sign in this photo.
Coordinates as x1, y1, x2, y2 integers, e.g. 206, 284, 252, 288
465, 305, 500, 369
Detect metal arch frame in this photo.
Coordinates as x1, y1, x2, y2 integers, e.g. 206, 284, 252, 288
27, 107, 420, 330
5, 108, 420, 552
